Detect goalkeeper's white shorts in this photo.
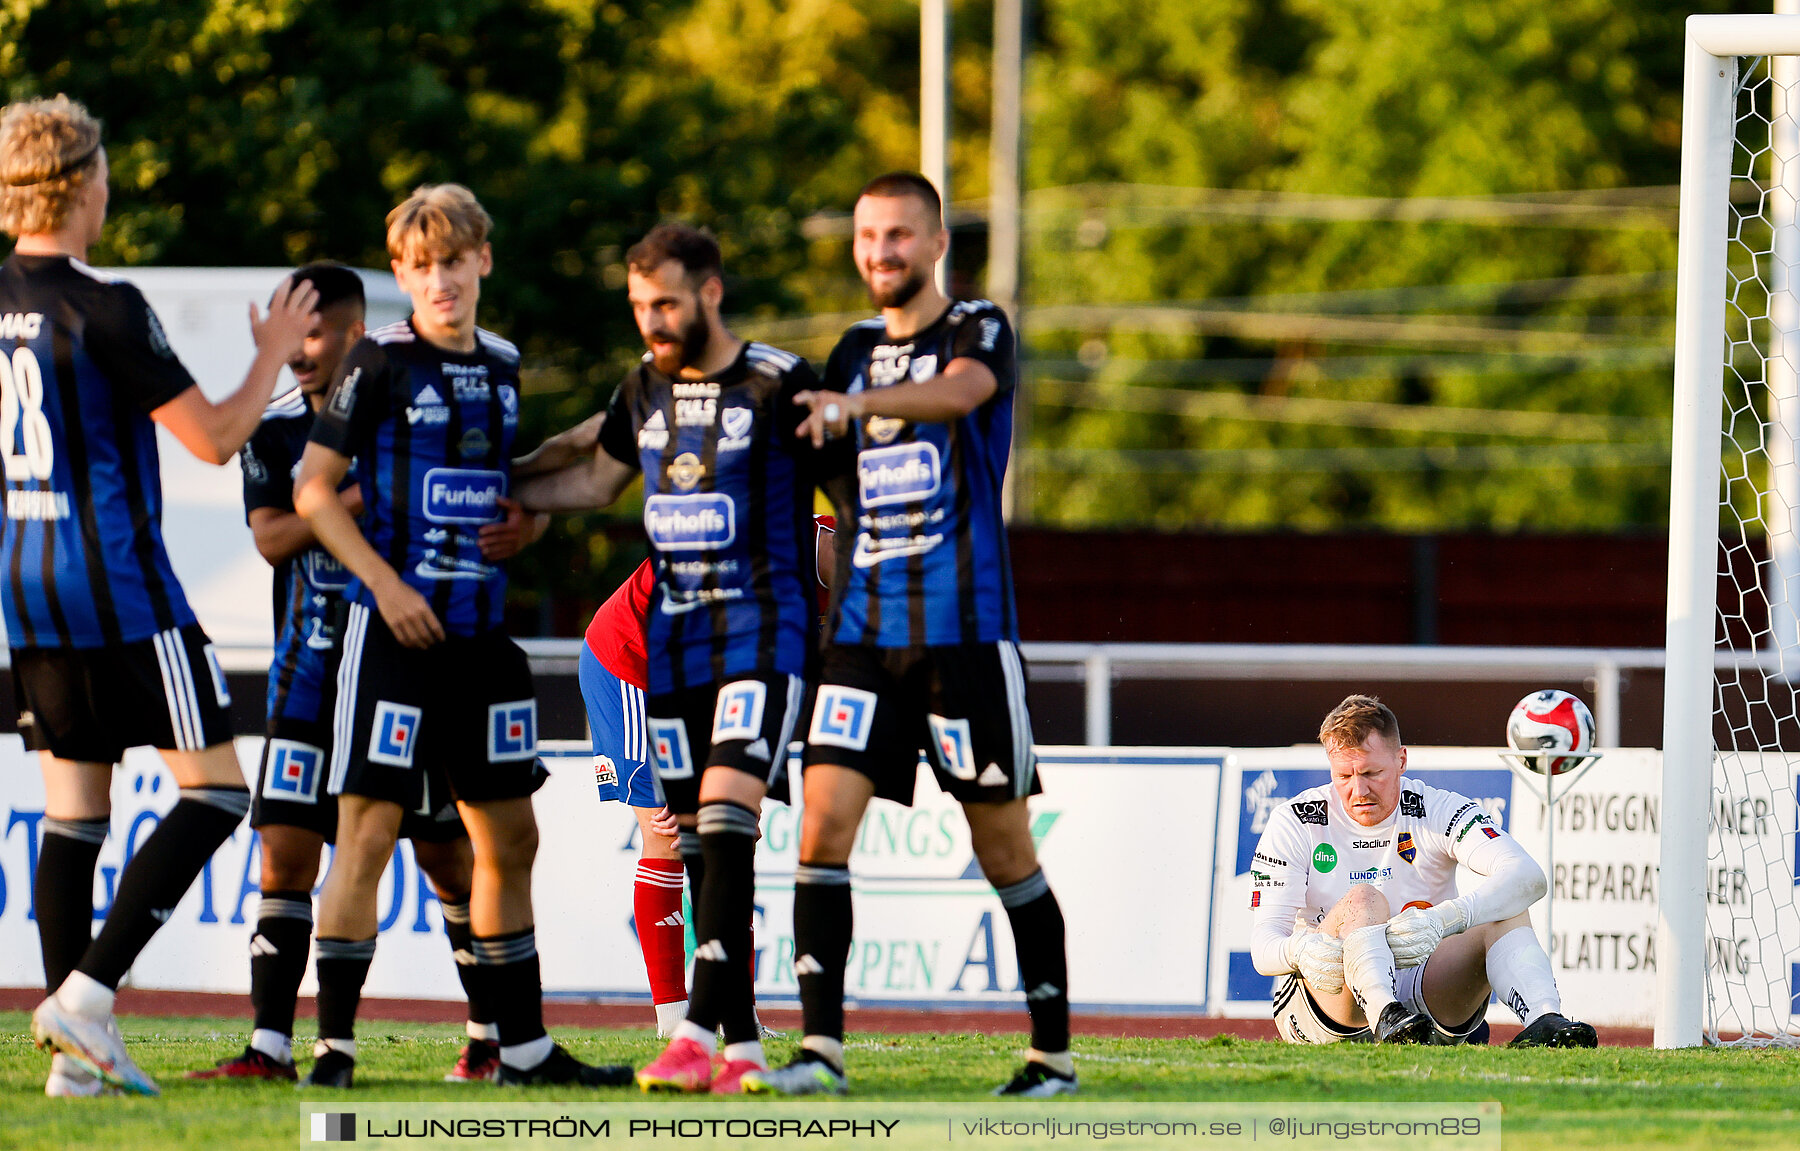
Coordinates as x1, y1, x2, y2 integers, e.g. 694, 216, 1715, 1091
1272, 967, 1487, 1045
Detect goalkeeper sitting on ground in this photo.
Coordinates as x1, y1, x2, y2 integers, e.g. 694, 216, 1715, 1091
1249, 694, 1597, 1047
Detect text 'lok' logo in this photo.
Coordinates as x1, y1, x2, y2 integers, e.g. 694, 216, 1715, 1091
809, 686, 876, 751
712, 680, 767, 743
264, 740, 324, 803
311, 1112, 355, 1142
488, 700, 537, 762
368, 701, 421, 768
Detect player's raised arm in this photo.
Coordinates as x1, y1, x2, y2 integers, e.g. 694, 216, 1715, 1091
152, 276, 321, 464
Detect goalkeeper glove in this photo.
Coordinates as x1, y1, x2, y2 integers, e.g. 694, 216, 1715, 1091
1384, 898, 1472, 968
1284, 930, 1345, 993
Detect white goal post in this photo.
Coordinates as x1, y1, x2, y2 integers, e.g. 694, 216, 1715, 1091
1663, 12, 1800, 1049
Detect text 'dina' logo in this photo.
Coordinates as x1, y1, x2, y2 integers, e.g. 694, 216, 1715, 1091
368, 702, 421, 768
263, 740, 324, 802
488, 701, 537, 762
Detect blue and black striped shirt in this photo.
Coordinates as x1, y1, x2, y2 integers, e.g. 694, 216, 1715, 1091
309, 318, 520, 638
0, 254, 197, 649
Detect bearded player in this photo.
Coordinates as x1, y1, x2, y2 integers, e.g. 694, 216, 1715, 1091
1250, 695, 1596, 1047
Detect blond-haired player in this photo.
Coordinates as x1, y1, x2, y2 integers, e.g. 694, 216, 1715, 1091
1250, 695, 1596, 1047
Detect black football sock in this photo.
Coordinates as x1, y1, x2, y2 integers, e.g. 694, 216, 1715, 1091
686, 802, 759, 1041
474, 928, 550, 1068
792, 861, 853, 1049
678, 829, 705, 915
35, 817, 107, 994
249, 889, 314, 1046
76, 787, 250, 989
440, 898, 497, 1040
313, 936, 376, 1051
997, 869, 1071, 1054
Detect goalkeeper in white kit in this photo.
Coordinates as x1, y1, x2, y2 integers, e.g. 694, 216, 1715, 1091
1250, 695, 1597, 1047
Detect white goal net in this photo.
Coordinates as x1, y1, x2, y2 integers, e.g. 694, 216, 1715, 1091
1672, 40, 1800, 1047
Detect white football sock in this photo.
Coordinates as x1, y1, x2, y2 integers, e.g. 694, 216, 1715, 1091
722, 1040, 765, 1066
1343, 924, 1399, 1022
466, 1021, 499, 1042
250, 1028, 293, 1064
1028, 1048, 1075, 1076
799, 1035, 844, 1070
500, 1034, 555, 1070
654, 1000, 688, 1039
1486, 926, 1562, 1025
55, 971, 114, 1019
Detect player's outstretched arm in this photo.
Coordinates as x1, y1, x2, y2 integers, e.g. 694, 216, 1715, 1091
512, 443, 638, 513
512, 411, 606, 478
153, 277, 320, 465
295, 442, 444, 649
793, 358, 998, 446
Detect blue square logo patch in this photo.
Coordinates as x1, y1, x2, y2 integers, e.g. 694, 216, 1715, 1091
712, 680, 767, 744
927, 714, 977, 781
368, 701, 422, 768
810, 686, 876, 751
650, 719, 695, 781
488, 700, 538, 762
263, 739, 324, 803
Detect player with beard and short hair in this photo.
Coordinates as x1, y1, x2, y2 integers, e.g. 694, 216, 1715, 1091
293, 184, 631, 1089
513, 223, 828, 1094
187, 263, 524, 1084
1, 95, 320, 1097
745, 172, 1073, 1098
1249, 695, 1596, 1048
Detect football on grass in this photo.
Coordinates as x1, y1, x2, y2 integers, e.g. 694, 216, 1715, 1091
1507, 689, 1596, 775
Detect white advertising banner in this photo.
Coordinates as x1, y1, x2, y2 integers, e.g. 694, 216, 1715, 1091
0, 740, 1223, 1014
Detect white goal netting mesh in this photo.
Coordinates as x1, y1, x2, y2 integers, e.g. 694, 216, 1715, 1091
1712, 53, 1800, 1046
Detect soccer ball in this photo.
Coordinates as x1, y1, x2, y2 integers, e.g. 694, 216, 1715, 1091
1506, 690, 1596, 775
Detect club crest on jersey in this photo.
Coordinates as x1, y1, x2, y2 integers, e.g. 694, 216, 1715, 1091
639, 408, 669, 451
712, 680, 767, 743
263, 739, 324, 802
423, 468, 506, 524
644, 492, 736, 551
488, 700, 537, 762
927, 714, 977, 781
369, 701, 422, 767
1397, 831, 1417, 863
908, 354, 938, 382
458, 427, 491, 460
858, 442, 941, 508
718, 405, 754, 450
810, 686, 876, 751
865, 415, 905, 445
667, 452, 705, 492
650, 719, 695, 780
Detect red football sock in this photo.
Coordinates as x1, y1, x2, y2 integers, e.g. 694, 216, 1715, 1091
635, 859, 688, 1005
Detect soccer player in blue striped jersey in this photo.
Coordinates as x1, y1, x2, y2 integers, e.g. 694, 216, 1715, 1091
293, 185, 629, 1089
746, 173, 1074, 1099
513, 224, 827, 1094
188, 264, 507, 1085
0, 96, 320, 1098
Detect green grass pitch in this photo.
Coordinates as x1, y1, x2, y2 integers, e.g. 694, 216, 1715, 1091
0, 1012, 1796, 1149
